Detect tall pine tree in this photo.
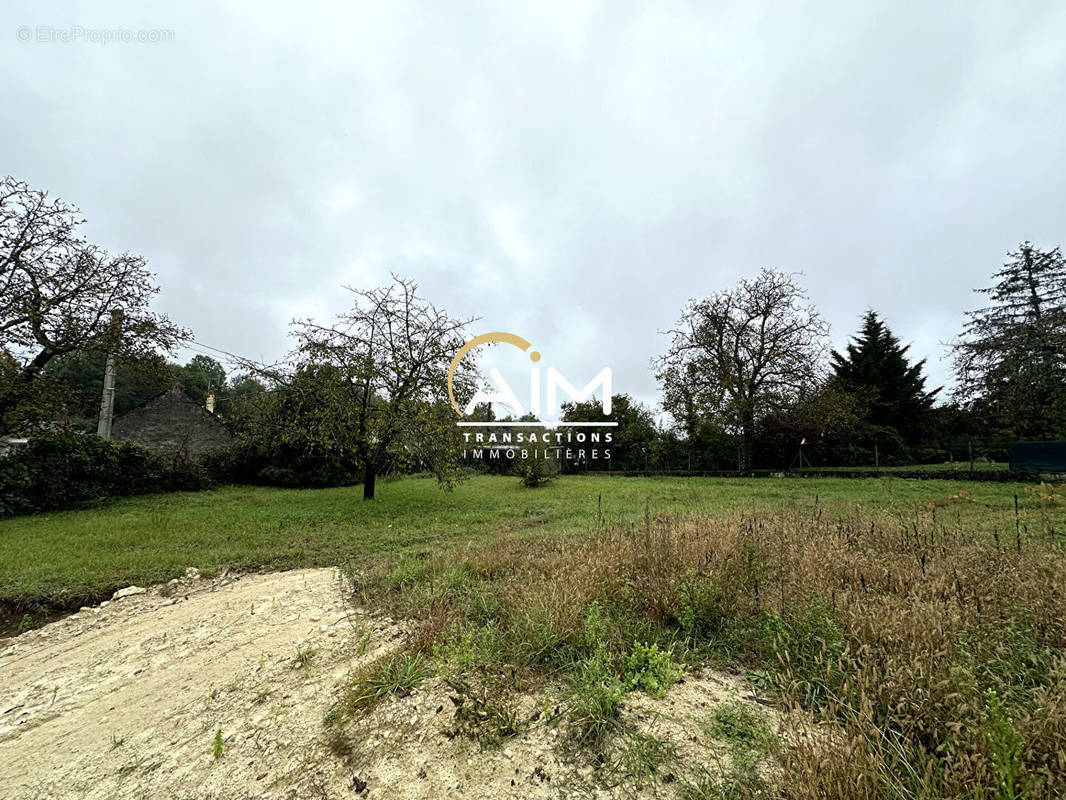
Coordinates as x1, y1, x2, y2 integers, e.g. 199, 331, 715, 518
831, 310, 937, 443
953, 242, 1066, 438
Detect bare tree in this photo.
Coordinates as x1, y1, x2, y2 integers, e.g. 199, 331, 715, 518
656, 268, 829, 469
247, 277, 478, 499
0, 176, 187, 432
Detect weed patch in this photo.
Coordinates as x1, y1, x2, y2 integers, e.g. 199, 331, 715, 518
623, 641, 683, 697
344, 651, 428, 716
348, 506, 1066, 799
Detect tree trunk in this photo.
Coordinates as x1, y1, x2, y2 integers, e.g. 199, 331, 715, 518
363, 467, 376, 500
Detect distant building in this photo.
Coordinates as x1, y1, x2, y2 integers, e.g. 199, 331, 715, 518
111, 385, 233, 456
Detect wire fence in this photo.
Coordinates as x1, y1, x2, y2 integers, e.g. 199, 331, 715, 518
462, 440, 1035, 481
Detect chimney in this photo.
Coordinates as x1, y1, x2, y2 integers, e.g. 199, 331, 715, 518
206, 390, 216, 414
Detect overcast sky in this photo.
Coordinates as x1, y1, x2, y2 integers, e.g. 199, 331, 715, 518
4, 0, 1064, 414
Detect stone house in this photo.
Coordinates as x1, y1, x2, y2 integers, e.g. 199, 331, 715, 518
111, 385, 234, 456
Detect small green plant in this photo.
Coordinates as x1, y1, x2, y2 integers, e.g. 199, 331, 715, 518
608, 731, 677, 785
769, 600, 846, 706
567, 611, 627, 749
346, 651, 428, 714
707, 701, 771, 752
679, 703, 772, 800
517, 455, 557, 487
677, 575, 722, 638
433, 623, 501, 679
383, 556, 429, 591
624, 641, 683, 697
354, 631, 373, 656
213, 729, 224, 760
680, 765, 765, 800
583, 602, 609, 651
17, 613, 34, 634
984, 690, 1034, 800
293, 644, 316, 670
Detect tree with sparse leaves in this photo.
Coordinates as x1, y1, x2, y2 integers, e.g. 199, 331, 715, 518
244, 277, 478, 499
656, 269, 829, 469
952, 242, 1066, 439
0, 176, 187, 433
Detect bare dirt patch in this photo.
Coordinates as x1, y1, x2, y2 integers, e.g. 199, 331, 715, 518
0, 568, 771, 799
0, 568, 403, 799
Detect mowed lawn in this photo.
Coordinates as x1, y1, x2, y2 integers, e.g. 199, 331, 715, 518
0, 474, 1061, 609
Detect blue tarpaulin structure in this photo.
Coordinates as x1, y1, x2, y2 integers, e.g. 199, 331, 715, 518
1006, 441, 1066, 472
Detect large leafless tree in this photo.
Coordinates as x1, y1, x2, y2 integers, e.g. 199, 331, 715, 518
656, 268, 829, 469
0, 176, 187, 432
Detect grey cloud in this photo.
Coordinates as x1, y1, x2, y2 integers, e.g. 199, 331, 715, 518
3, 0, 1064, 409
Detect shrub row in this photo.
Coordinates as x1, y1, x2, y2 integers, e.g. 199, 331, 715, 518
0, 431, 372, 515
0, 432, 213, 516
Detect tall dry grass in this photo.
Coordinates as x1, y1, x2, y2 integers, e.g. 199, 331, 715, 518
349, 505, 1066, 798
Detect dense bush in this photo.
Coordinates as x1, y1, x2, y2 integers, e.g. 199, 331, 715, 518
201, 439, 362, 488
0, 429, 373, 516
0, 432, 212, 515
515, 454, 558, 487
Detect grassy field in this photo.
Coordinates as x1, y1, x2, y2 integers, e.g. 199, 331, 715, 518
4, 473, 1066, 798
0, 473, 1060, 610
335, 476, 1066, 799
345, 500, 1066, 798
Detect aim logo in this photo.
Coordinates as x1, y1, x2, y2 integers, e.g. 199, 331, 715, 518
447, 332, 614, 426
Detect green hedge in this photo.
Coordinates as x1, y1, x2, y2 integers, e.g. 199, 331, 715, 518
0, 432, 212, 516
0, 431, 372, 516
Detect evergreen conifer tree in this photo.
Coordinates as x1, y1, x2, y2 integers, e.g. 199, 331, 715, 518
831, 310, 937, 443
953, 242, 1066, 438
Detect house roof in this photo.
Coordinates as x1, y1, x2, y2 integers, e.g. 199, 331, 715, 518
111, 384, 231, 429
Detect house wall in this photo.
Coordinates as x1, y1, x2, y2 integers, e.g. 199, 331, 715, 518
111, 386, 233, 455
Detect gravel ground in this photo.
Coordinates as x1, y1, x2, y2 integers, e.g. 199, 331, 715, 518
0, 567, 771, 799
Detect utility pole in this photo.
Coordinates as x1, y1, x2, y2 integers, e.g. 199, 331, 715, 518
96, 355, 117, 439
96, 310, 122, 440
